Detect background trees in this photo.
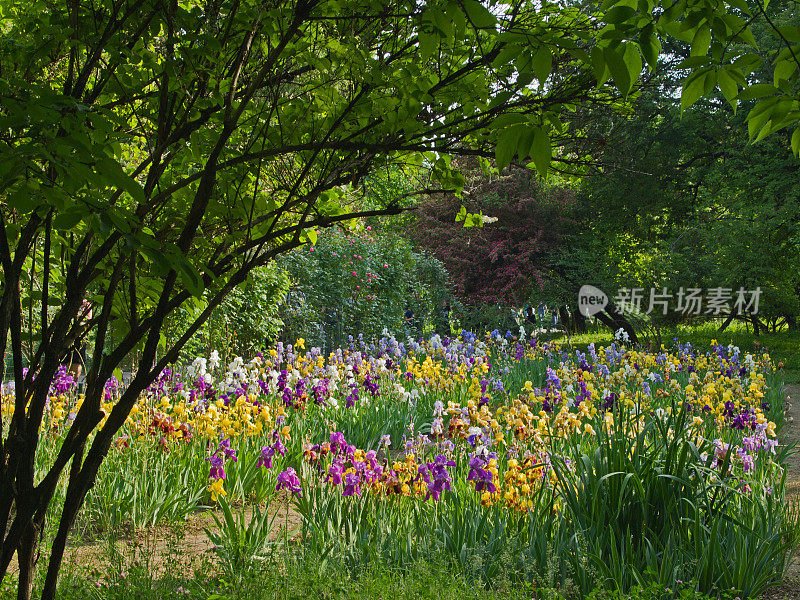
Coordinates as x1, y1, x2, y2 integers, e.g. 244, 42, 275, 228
279, 226, 450, 349
406, 0, 800, 336
412, 162, 575, 304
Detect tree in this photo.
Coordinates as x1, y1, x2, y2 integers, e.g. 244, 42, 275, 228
572, 1, 800, 331
0, 0, 785, 596
165, 263, 291, 363
0, 1, 643, 597
412, 162, 574, 306
280, 226, 450, 348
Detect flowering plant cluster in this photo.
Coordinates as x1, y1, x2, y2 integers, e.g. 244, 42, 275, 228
0, 332, 783, 514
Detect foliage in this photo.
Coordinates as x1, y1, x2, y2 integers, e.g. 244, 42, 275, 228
412, 163, 576, 306
203, 498, 280, 581
166, 264, 290, 364
280, 228, 451, 347
565, 4, 800, 328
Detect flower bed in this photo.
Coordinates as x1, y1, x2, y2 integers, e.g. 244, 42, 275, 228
2, 332, 790, 596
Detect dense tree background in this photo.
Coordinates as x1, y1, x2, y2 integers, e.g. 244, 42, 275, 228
406, 0, 800, 334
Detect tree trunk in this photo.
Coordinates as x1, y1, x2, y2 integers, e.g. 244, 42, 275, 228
718, 311, 737, 333
573, 308, 588, 334
595, 307, 638, 344
15, 511, 43, 600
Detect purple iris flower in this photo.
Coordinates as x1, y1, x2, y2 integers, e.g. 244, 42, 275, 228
343, 471, 361, 496
207, 453, 225, 480
257, 445, 276, 469
217, 439, 238, 462
276, 468, 302, 495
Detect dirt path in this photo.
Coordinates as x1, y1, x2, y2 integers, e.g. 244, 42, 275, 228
763, 384, 800, 600
58, 491, 303, 581
782, 385, 800, 504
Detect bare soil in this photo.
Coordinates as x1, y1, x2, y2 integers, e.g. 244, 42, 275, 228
8, 490, 304, 581
62, 490, 304, 579
766, 384, 800, 599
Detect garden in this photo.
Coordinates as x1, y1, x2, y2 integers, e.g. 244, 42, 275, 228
2, 0, 800, 598
2, 331, 796, 599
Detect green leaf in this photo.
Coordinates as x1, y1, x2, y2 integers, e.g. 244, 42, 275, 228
773, 59, 797, 87
622, 43, 642, 88
419, 32, 437, 59
591, 46, 609, 85
530, 127, 551, 178
465, 212, 483, 228
105, 207, 132, 234
747, 101, 774, 139
533, 46, 552, 84
792, 126, 800, 157
732, 52, 763, 73
678, 56, 712, 69
495, 125, 523, 170
52, 207, 85, 230
141, 245, 172, 274
778, 26, 800, 43
734, 25, 757, 47
726, 0, 751, 14
638, 26, 661, 70
462, 0, 496, 28
604, 45, 631, 96
98, 156, 145, 204
691, 24, 711, 57
605, 5, 636, 23
736, 84, 778, 101
716, 69, 738, 109
176, 259, 205, 297
7, 186, 38, 213
681, 70, 708, 113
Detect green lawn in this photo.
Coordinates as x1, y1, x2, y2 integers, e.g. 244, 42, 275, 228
33, 544, 732, 600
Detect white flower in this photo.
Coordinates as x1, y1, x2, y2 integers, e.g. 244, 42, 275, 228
209, 350, 220, 370
189, 356, 207, 378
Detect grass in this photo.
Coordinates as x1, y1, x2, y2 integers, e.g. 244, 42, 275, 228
3, 536, 743, 600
